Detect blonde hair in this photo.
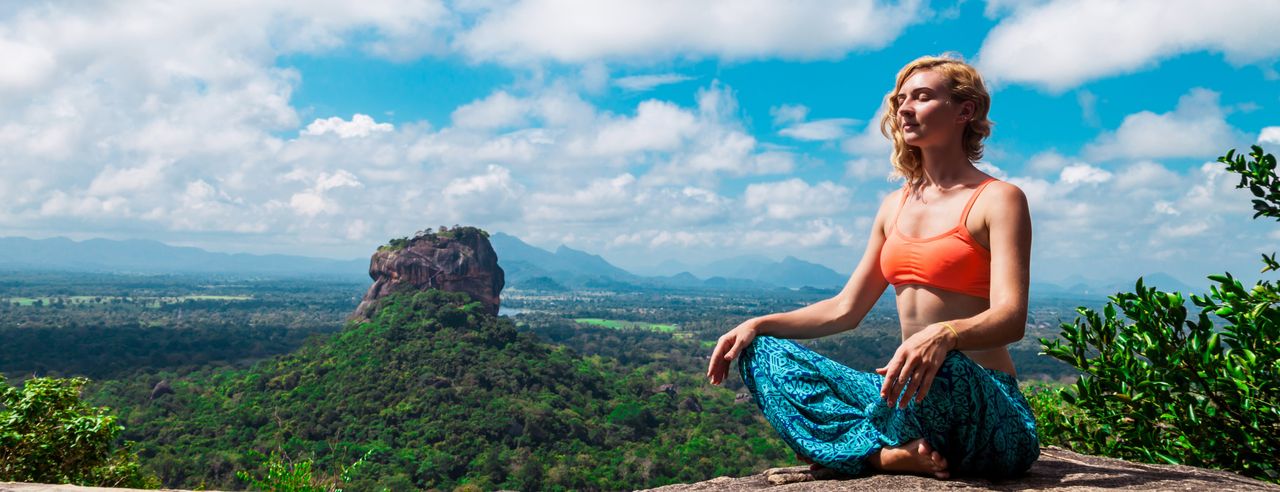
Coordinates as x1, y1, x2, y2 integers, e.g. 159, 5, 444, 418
879, 54, 993, 191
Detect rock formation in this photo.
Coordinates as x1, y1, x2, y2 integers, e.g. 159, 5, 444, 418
353, 226, 504, 318
643, 446, 1280, 491
5, 446, 1278, 492
148, 380, 173, 400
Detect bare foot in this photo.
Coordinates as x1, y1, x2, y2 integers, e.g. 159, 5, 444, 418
795, 451, 825, 471
869, 438, 950, 479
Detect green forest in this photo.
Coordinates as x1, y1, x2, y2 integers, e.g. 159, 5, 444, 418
88, 289, 791, 490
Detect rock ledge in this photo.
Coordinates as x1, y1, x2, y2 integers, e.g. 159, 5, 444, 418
643, 446, 1280, 491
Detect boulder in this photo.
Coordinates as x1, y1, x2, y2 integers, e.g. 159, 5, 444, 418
642, 446, 1280, 491
353, 226, 504, 319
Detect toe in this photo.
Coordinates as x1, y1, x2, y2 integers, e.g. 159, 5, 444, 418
932, 451, 948, 470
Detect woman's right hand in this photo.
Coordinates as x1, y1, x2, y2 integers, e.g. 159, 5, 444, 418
706, 318, 760, 385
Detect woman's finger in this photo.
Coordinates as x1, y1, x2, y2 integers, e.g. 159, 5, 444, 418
707, 337, 728, 380
914, 363, 940, 404
879, 352, 906, 402
899, 367, 924, 408
725, 336, 748, 361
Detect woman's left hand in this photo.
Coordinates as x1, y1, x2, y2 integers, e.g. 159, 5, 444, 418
877, 324, 958, 408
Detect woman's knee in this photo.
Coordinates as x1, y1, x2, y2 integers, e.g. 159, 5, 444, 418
736, 336, 801, 386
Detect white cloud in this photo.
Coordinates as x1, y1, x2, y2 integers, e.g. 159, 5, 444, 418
1258, 126, 1280, 145
588, 100, 697, 155
1153, 201, 1180, 216
442, 165, 525, 222
289, 192, 333, 217
302, 114, 393, 138
742, 218, 859, 248
1113, 161, 1180, 191
779, 118, 858, 141
1077, 89, 1099, 126
982, 0, 1051, 18
614, 73, 694, 91
1157, 221, 1210, 238
1059, 164, 1112, 185
287, 170, 362, 217
1084, 88, 1243, 161
0, 38, 57, 92
87, 158, 171, 196
527, 173, 638, 223
450, 91, 531, 129
770, 104, 809, 125
743, 178, 851, 220
456, 0, 927, 64
978, 0, 1280, 91
845, 157, 890, 181
1027, 151, 1070, 175
976, 162, 1008, 180
841, 105, 892, 157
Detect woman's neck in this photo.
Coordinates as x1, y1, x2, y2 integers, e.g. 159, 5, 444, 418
918, 144, 981, 189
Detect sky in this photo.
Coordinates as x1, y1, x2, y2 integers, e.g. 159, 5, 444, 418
1, 0, 1278, 289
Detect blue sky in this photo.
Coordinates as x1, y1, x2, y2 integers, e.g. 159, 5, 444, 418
1, 0, 1278, 289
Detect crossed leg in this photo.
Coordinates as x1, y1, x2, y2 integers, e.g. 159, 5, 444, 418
796, 438, 948, 479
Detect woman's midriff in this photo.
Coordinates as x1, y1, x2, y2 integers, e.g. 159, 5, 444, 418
894, 284, 1017, 378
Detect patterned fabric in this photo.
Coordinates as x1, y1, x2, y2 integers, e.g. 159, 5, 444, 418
738, 335, 1040, 477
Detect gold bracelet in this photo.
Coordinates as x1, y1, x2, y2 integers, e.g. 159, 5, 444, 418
941, 322, 959, 340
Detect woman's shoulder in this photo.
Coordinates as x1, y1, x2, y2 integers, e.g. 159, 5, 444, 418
875, 185, 908, 215
978, 179, 1031, 222
983, 179, 1028, 206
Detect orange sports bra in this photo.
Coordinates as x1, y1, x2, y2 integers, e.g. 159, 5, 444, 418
880, 177, 996, 299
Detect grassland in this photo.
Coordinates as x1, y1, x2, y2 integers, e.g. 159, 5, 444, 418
3, 295, 253, 307
572, 317, 677, 332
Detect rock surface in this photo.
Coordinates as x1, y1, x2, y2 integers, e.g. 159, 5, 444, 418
4, 447, 1277, 491
353, 226, 505, 318
643, 446, 1280, 491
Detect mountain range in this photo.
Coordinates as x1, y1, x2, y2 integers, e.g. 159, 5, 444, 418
0, 234, 1200, 295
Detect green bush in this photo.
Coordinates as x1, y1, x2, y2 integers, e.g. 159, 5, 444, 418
1038, 145, 1279, 482
0, 375, 158, 488
236, 448, 372, 492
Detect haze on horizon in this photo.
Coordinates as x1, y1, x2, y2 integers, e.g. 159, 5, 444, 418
2, 0, 1278, 288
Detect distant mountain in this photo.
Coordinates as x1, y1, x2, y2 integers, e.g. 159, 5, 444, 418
648, 258, 693, 277
699, 254, 775, 279
553, 244, 635, 279
1034, 272, 1198, 298
1101, 272, 1198, 295
0, 236, 367, 279
756, 256, 847, 289
489, 235, 846, 291
489, 232, 641, 289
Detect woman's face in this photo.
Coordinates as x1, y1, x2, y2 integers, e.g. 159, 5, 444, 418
895, 69, 971, 150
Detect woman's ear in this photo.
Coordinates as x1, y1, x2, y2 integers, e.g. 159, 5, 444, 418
958, 101, 975, 122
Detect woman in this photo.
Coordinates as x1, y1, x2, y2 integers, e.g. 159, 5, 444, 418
705, 54, 1038, 479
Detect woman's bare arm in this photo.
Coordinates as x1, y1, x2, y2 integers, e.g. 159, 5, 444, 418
706, 191, 897, 385
751, 193, 895, 339
937, 181, 1032, 349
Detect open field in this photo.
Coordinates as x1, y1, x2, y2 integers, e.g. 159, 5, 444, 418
3, 295, 253, 307
573, 317, 678, 332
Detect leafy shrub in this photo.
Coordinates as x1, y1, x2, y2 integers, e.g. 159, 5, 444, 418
0, 375, 158, 488
236, 448, 371, 492
1038, 145, 1279, 482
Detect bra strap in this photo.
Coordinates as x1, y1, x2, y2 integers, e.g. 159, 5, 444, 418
891, 185, 911, 232
959, 178, 998, 226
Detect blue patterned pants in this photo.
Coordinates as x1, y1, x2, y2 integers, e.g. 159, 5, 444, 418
738, 335, 1039, 477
